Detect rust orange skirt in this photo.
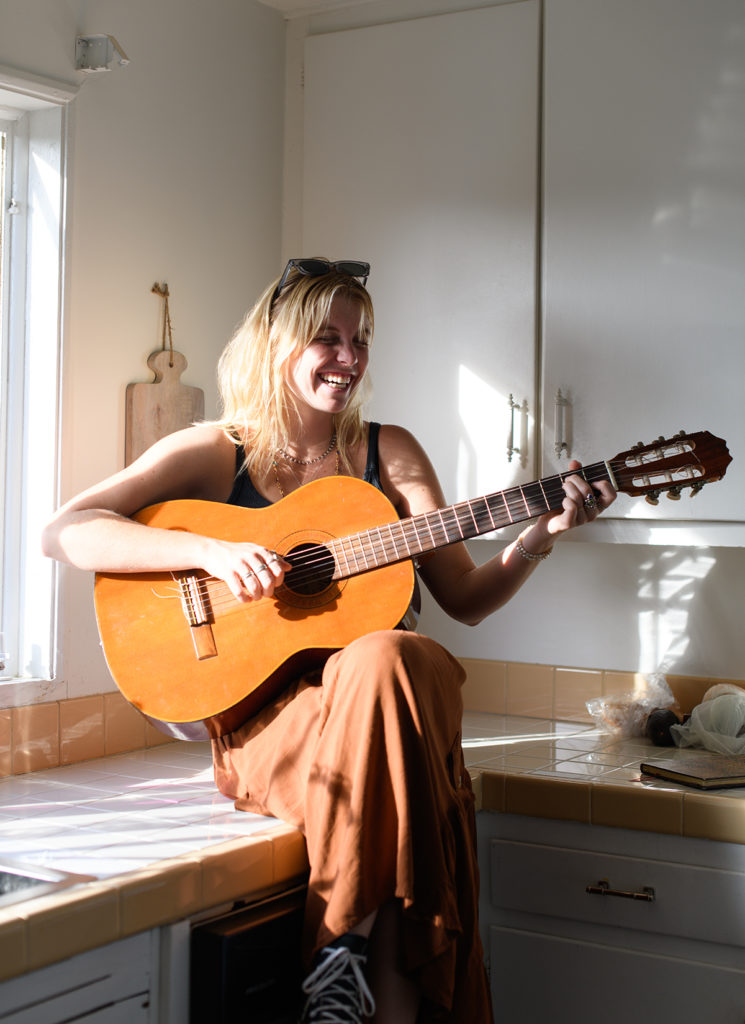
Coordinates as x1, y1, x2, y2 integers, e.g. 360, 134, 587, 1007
212, 630, 492, 1022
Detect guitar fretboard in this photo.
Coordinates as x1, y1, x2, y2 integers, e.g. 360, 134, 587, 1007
318, 459, 614, 581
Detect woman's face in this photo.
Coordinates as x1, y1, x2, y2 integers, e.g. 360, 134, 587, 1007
285, 294, 370, 417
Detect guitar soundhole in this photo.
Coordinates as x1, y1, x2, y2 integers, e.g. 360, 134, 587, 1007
284, 542, 336, 597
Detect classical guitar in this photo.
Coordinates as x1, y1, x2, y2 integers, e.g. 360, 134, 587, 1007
94, 430, 731, 740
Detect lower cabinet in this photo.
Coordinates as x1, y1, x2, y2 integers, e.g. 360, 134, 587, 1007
0, 932, 154, 1024
477, 812, 745, 1024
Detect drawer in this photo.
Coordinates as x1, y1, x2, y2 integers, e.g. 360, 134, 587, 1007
490, 838, 745, 947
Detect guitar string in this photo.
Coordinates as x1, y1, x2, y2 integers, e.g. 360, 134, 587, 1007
175, 461, 623, 613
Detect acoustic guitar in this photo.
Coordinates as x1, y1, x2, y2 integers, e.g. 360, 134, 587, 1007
94, 430, 731, 740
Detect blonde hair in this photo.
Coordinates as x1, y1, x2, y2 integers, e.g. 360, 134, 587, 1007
215, 265, 374, 480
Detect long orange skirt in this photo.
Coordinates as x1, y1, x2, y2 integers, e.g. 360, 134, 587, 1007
211, 630, 492, 1022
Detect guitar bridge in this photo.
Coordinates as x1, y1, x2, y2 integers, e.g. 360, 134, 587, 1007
178, 574, 217, 661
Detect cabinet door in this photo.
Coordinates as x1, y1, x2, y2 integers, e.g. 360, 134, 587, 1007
490, 927, 745, 1024
302, 3, 539, 508
542, 0, 744, 525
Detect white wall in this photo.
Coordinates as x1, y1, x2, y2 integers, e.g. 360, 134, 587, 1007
0, 0, 285, 697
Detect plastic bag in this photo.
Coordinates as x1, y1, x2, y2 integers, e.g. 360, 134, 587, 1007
670, 692, 745, 755
586, 672, 675, 738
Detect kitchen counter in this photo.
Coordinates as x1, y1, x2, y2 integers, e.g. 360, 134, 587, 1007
1, 711, 744, 982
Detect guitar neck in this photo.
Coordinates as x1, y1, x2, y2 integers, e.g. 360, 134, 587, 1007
328, 459, 614, 580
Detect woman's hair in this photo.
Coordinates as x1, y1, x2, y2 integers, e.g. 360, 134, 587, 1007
214, 264, 374, 481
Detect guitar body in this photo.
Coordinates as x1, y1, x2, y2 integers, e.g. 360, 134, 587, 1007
94, 476, 415, 740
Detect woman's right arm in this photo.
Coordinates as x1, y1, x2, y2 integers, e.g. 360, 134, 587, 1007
41, 426, 287, 601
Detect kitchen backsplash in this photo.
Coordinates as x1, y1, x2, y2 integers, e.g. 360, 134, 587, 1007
0, 662, 739, 777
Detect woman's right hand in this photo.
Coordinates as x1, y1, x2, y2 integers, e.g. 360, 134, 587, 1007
204, 539, 291, 603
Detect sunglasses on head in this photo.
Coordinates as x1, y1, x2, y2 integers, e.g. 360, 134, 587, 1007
272, 258, 370, 305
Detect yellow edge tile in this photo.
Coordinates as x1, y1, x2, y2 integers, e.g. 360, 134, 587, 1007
683, 791, 745, 844
479, 770, 505, 813
505, 775, 590, 824
114, 859, 201, 938
591, 782, 683, 835
0, 917, 27, 981
20, 883, 119, 972
182, 837, 275, 912
269, 824, 310, 884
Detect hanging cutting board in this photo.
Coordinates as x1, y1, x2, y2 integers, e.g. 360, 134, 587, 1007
125, 348, 204, 465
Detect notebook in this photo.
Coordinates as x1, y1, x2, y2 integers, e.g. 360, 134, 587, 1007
640, 752, 745, 790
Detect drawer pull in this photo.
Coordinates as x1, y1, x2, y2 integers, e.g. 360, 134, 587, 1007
586, 879, 656, 902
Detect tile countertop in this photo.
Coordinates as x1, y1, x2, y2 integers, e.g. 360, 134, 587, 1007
1, 712, 744, 982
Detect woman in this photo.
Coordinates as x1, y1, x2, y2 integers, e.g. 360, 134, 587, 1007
43, 259, 615, 1023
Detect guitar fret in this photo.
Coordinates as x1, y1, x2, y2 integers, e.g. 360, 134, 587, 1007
386, 522, 410, 560
366, 526, 387, 567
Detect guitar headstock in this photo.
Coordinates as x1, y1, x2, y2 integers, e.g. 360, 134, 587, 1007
611, 431, 732, 505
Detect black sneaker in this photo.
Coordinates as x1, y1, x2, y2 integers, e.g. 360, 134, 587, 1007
300, 933, 375, 1023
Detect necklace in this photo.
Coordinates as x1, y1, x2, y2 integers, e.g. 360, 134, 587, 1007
277, 431, 337, 466
272, 449, 339, 499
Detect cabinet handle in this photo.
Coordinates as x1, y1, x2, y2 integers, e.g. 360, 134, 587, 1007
554, 389, 570, 458
507, 394, 521, 463
586, 879, 655, 902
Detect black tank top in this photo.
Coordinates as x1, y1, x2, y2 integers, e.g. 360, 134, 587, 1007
227, 421, 383, 509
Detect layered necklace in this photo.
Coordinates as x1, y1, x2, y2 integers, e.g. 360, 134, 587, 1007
273, 430, 339, 498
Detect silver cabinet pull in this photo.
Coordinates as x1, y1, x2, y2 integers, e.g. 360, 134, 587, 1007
507, 395, 528, 464
554, 389, 570, 458
586, 879, 656, 902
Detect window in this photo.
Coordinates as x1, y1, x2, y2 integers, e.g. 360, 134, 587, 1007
0, 69, 75, 689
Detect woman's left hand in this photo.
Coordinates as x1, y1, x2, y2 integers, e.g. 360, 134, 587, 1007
542, 459, 617, 538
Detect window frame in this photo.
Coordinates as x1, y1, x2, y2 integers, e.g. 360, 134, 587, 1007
0, 66, 76, 703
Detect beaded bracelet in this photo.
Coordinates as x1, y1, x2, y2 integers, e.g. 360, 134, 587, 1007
515, 535, 553, 562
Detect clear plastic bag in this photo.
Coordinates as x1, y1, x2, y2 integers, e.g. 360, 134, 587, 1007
586, 672, 675, 738
670, 692, 745, 755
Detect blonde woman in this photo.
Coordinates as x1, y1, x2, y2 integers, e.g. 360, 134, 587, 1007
43, 259, 615, 1023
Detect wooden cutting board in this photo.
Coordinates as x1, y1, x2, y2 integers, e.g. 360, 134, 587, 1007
125, 349, 204, 465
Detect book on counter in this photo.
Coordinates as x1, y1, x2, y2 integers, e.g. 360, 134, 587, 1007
640, 752, 745, 790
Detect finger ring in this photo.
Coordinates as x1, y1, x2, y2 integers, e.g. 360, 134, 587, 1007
258, 564, 271, 575
584, 494, 597, 511
241, 570, 255, 582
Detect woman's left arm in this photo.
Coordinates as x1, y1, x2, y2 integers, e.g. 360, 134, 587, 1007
378, 425, 616, 626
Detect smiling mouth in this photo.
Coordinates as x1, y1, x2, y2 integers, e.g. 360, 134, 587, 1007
319, 373, 354, 390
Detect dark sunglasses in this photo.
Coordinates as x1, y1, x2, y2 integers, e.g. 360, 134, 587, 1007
272, 258, 370, 305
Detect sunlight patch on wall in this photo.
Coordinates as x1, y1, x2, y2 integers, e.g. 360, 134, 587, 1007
637, 549, 716, 673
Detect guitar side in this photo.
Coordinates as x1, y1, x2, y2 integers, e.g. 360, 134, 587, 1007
94, 477, 415, 739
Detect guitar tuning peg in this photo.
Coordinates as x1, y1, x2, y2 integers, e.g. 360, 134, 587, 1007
657, 436, 665, 443
667, 486, 682, 501
690, 481, 705, 496
635, 441, 645, 449
645, 490, 661, 506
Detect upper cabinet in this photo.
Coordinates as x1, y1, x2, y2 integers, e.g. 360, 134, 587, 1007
294, 0, 743, 541
542, 0, 744, 534
301, 3, 540, 510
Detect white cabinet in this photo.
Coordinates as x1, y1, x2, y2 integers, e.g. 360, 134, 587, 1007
541, 0, 745, 528
295, 0, 744, 541
302, 3, 540, 509
478, 812, 745, 1023
0, 932, 155, 1024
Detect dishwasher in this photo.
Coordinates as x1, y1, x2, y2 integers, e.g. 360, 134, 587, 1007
191, 884, 306, 1023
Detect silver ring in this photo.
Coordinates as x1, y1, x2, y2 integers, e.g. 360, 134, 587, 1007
257, 564, 272, 575
241, 570, 255, 581
584, 494, 598, 511
267, 552, 282, 563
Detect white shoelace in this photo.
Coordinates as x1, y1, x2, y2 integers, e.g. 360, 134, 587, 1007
301, 945, 376, 1023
